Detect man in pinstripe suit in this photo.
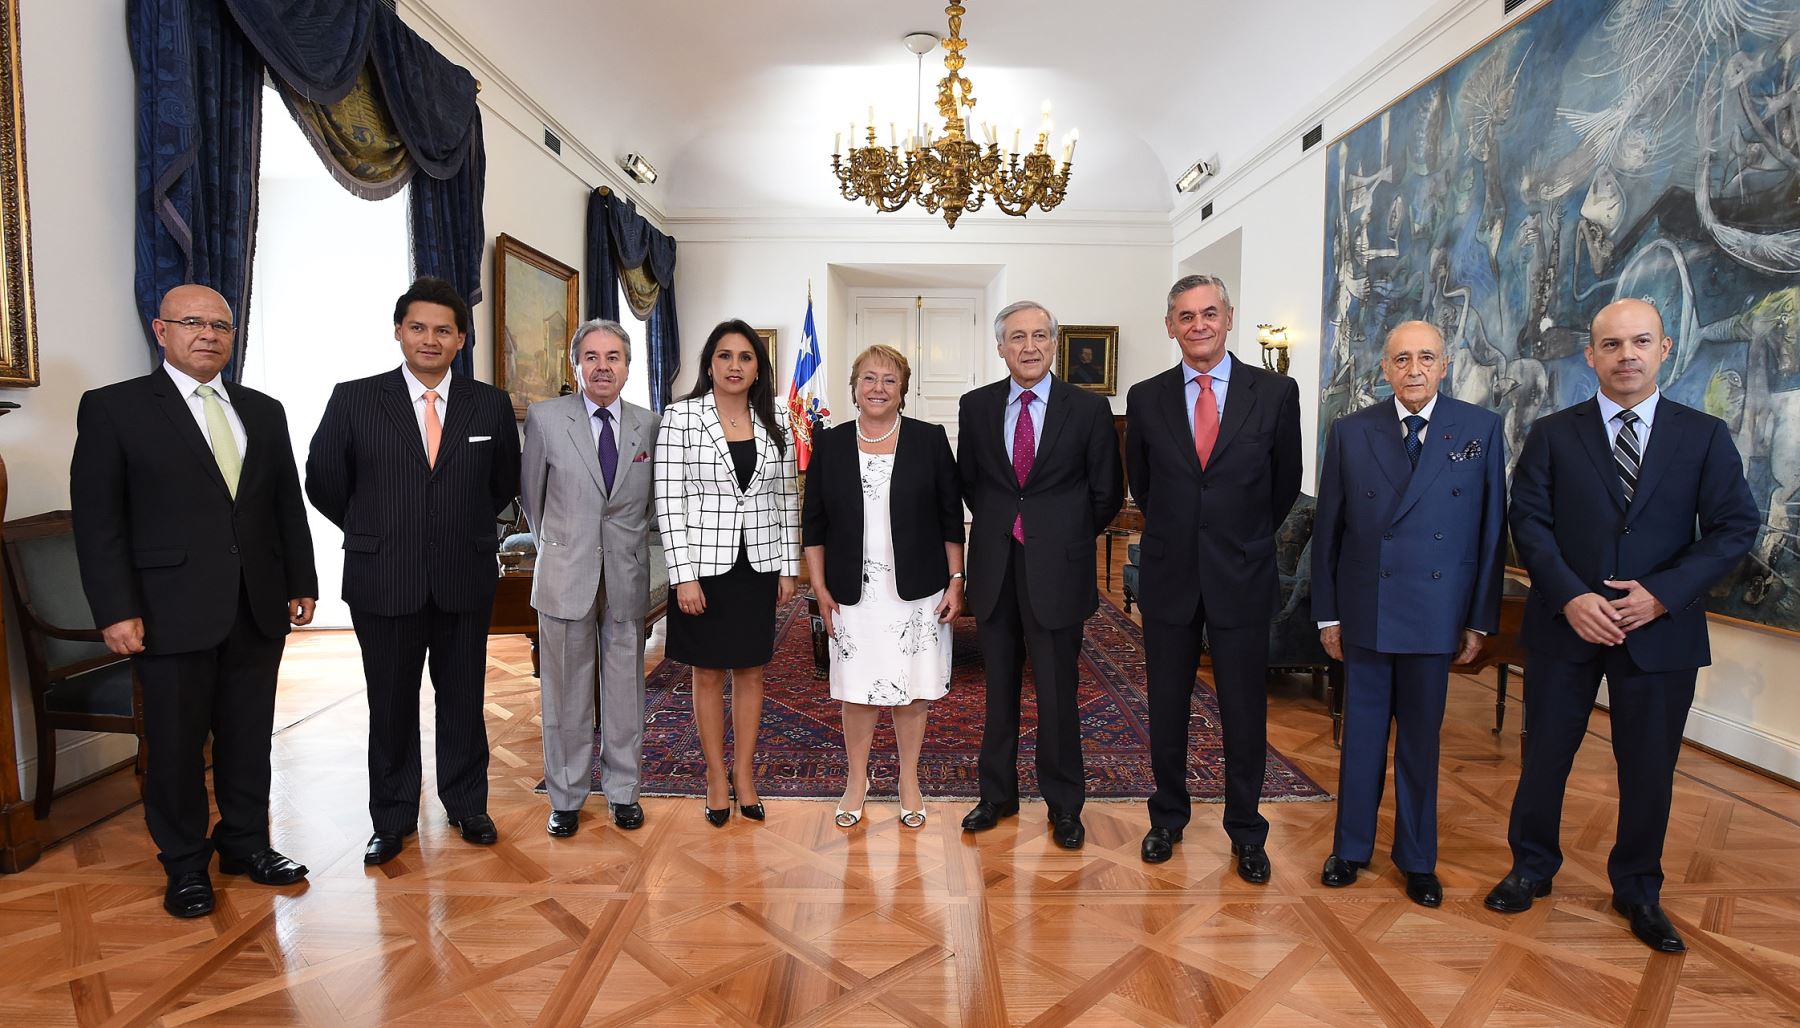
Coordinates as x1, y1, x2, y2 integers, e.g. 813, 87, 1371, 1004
306, 277, 521, 865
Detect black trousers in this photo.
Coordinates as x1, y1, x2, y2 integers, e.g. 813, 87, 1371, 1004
352, 600, 491, 832
132, 586, 285, 875
1144, 598, 1270, 846
1507, 644, 1695, 905
975, 541, 1087, 816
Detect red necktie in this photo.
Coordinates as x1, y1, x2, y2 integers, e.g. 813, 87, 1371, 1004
1193, 375, 1218, 468
1011, 389, 1036, 542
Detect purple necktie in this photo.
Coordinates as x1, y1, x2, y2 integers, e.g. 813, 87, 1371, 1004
1012, 389, 1036, 543
595, 407, 618, 493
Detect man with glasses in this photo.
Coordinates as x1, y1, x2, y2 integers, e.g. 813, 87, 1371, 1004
72, 284, 318, 918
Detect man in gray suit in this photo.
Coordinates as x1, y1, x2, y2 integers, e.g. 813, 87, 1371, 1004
521, 319, 661, 837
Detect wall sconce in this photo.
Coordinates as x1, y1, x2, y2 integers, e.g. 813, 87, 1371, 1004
620, 153, 658, 184
1256, 324, 1290, 375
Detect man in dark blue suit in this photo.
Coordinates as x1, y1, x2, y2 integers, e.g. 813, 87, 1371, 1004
1312, 321, 1506, 907
306, 277, 521, 865
1485, 298, 1757, 952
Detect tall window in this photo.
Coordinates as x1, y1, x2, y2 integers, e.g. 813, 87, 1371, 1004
617, 282, 651, 410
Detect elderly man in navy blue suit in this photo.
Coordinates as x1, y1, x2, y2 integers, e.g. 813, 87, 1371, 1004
1312, 321, 1507, 907
1485, 298, 1757, 952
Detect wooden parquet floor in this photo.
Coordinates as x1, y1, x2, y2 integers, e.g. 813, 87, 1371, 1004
5, 569, 1800, 1026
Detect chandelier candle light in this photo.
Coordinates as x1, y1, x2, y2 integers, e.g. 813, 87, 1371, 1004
832, 2, 1076, 228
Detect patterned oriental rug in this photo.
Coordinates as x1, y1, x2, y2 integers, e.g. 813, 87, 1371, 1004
572, 594, 1331, 802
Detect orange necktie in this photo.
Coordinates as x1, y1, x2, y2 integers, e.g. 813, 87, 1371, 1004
1193, 375, 1218, 468
423, 389, 442, 467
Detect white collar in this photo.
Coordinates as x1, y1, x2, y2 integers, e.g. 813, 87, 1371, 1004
581, 390, 623, 424
400, 363, 452, 401
162, 362, 229, 403
1393, 393, 1439, 424
1597, 388, 1660, 428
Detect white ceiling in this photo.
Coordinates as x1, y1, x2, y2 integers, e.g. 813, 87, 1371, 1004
415, 0, 1440, 219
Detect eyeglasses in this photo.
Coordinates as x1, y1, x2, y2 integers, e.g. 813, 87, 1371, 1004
162, 316, 236, 335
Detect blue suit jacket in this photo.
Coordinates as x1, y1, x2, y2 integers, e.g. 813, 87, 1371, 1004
1312, 394, 1507, 654
1509, 396, 1757, 672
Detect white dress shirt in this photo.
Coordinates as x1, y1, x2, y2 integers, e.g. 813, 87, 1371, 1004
1005, 374, 1053, 459
1183, 352, 1234, 438
1596, 388, 1659, 452
581, 390, 623, 451
162, 362, 247, 455
1394, 393, 1439, 438
400, 363, 451, 453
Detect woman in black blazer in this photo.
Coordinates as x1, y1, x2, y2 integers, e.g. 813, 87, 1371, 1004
803, 345, 965, 829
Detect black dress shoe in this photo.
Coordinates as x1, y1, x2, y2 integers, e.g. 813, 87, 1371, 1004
1051, 814, 1085, 850
449, 813, 498, 845
1320, 854, 1367, 887
1483, 872, 1553, 913
729, 781, 765, 822
547, 810, 579, 837
1612, 898, 1686, 952
611, 802, 644, 830
217, 848, 309, 885
1141, 826, 1183, 864
704, 803, 731, 827
960, 799, 1020, 832
1232, 843, 1272, 884
1405, 871, 1443, 908
163, 870, 214, 919
364, 831, 407, 865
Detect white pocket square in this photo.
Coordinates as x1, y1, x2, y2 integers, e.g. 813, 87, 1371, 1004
468, 435, 492, 442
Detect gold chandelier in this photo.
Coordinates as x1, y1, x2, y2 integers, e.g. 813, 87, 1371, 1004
831, 2, 1076, 229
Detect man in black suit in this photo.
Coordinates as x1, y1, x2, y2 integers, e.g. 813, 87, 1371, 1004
306, 276, 521, 864
1126, 274, 1301, 879
958, 300, 1123, 849
72, 284, 318, 918
1486, 298, 1757, 952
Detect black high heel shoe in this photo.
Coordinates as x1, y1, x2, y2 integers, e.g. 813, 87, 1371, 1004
705, 777, 731, 827
730, 778, 765, 822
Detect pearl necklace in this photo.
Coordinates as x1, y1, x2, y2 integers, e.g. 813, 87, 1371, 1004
855, 416, 899, 444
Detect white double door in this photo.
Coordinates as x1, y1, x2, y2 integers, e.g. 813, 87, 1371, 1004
850, 290, 983, 449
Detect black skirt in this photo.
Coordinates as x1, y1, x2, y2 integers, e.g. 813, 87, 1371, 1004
664, 542, 779, 669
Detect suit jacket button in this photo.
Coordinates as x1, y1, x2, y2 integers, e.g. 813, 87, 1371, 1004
1365, 490, 1376, 498
1381, 569, 1391, 578
230, 545, 239, 554
1434, 532, 1444, 540
1432, 570, 1442, 580
1451, 488, 1461, 496
1383, 533, 1393, 541
1623, 526, 1632, 535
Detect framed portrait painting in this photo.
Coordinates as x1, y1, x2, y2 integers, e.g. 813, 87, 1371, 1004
755, 328, 778, 370
1056, 325, 1118, 396
494, 233, 578, 419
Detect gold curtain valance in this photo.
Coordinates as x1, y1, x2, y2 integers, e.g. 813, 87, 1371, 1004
619, 263, 659, 320
278, 61, 414, 200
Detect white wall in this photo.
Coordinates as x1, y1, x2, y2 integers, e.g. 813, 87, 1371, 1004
1171, 0, 1800, 780
5, 0, 145, 797
670, 216, 1176, 424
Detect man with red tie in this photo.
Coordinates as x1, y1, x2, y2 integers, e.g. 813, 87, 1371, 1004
957, 300, 1123, 849
1125, 275, 1302, 877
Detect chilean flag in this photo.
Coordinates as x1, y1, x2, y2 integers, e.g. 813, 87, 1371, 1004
786, 290, 829, 470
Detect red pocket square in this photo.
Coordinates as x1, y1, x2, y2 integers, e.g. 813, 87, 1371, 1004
632, 451, 650, 462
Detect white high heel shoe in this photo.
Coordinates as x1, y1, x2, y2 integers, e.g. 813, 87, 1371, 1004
835, 776, 869, 829
899, 782, 926, 829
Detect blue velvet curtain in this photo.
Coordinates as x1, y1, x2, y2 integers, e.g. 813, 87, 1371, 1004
129, 0, 265, 379
133, 0, 486, 378
369, 5, 485, 376
587, 188, 679, 410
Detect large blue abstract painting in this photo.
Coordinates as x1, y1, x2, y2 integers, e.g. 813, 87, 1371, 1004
1321, 0, 1800, 633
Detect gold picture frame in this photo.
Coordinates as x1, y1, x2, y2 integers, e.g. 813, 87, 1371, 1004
0, 0, 39, 388
493, 233, 578, 420
1057, 325, 1118, 396
754, 328, 778, 371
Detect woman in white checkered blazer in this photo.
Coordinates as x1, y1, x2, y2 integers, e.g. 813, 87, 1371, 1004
654, 319, 800, 826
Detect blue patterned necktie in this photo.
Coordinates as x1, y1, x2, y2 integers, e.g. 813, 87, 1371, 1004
1402, 414, 1426, 468
1615, 409, 1641, 502
595, 407, 618, 493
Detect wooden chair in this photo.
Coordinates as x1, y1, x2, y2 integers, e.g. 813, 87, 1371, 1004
2, 510, 145, 818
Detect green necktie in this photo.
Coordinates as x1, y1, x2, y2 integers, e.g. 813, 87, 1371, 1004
195, 384, 241, 498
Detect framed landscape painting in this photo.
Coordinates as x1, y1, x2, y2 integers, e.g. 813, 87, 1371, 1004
494, 233, 577, 419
